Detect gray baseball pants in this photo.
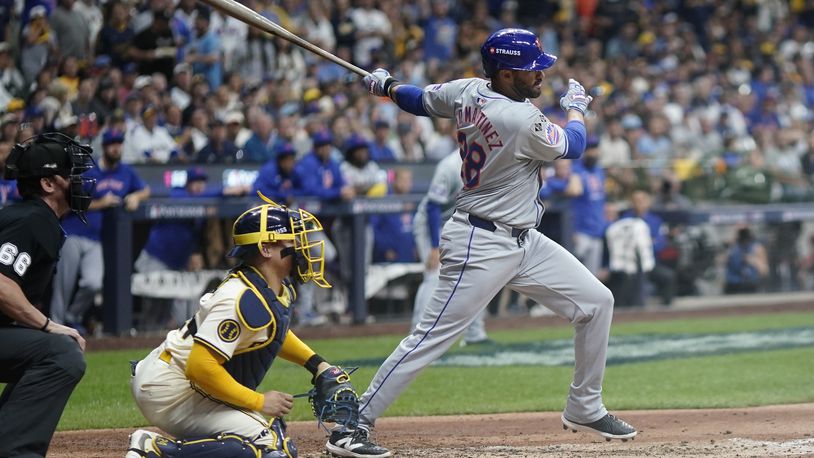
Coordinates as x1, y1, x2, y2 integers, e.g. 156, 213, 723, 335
50, 235, 103, 325
359, 210, 614, 426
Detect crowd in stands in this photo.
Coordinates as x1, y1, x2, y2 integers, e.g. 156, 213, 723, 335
2, 0, 814, 328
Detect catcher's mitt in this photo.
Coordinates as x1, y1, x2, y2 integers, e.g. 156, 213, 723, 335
307, 366, 359, 430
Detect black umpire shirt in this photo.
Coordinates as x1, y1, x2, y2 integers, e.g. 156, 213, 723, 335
0, 198, 65, 326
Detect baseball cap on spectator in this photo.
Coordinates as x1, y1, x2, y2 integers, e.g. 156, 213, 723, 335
98, 77, 115, 91
174, 63, 192, 75
29, 5, 47, 18
93, 55, 112, 69
343, 134, 369, 156
186, 167, 208, 183
54, 114, 78, 130
1, 113, 17, 126
621, 113, 642, 130
224, 111, 244, 125
312, 130, 333, 147
196, 6, 211, 21
275, 143, 296, 158
303, 88, 321, 104
102, 129, 125, 146
133, 75, 153, 90
0, 42, 11, 54
280, 102, 300, 117
141, 104, 158, 119
123, 62, 138, 74
6, 99, 24, 113
23, 106, 45, 121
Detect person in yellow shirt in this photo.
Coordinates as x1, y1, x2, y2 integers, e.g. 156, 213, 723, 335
125, 195, 347, 458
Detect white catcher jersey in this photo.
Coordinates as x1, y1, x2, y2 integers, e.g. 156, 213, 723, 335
160, 276, 292, 372
422, 78, 570, 229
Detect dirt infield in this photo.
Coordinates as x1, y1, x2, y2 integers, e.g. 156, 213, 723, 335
51, 403, 814, 457
52, 298, 814, 456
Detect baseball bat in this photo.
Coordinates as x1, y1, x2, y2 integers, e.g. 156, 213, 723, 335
196, 0, 370, 78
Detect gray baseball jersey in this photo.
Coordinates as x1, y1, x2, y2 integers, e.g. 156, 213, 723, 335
358, 77, 614, 432
413, 151, 463, 236
423, 78, 569, 229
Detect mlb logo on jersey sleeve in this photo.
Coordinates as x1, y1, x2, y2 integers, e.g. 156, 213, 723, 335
543, 124, 560, 145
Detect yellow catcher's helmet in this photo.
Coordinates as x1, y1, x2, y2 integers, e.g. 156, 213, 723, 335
228, 192, 330, 288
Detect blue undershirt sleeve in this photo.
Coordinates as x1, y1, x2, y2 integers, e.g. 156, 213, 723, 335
561, 120, 587, 159
392, 85, 430, 117
427, 201, 442, 248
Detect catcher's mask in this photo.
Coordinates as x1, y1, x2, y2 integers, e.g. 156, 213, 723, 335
228, 192, 331, 288
4, 132, 96, 223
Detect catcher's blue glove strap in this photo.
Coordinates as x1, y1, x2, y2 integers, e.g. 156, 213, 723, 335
393, 84, 430, 117
562, 120, 586, 159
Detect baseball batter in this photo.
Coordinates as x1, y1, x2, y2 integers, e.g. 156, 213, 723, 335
327, 28, 637, 457
126, 197, 365, 458
412, 150, 488, 345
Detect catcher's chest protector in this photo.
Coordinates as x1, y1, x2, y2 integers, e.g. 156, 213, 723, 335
220, 268, 293, 390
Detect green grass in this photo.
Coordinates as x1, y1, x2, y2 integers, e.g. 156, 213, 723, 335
55, 311, 814, 430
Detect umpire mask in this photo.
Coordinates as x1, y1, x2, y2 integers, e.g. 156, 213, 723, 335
5, 132, 96, 222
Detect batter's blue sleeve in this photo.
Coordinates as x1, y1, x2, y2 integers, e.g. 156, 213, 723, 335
426, 201, 442, 248
561, 120, 587, 159
393, 85, 430, 117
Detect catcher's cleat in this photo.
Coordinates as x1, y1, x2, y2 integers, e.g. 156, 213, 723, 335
124, 429, 160, 458
325, 425, 391, 457
561, 413, 637, 441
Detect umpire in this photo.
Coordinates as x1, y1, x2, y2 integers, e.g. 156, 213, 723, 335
0, 133, 95, 457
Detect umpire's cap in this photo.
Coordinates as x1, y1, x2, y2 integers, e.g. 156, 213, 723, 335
481, 28, 557, 78
5, 135, 74, 179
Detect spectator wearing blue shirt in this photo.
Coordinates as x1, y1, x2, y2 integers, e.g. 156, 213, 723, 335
187, 7, 221, 90
724, 227, 769, 294
294, 130, 354, 201
242, 112, 275, 163
196, 118, 240, 163
368, 120, 397, 162
252, 142, 299, 205
135, 167, 246, 328
51, 130, 150, 329
422, 1, 457, 62
570, 138, 606, 275
372, 168, 416, 262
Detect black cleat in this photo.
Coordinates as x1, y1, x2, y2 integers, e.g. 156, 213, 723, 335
325, 426, 391, 457
561, 413, 637, 441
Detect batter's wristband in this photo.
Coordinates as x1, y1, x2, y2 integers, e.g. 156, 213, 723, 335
384, 77, 400, 99
305, 353, 327, 377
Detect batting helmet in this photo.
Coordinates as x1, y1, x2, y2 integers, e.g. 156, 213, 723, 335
228, 192, 331, 288
480, 28, 557, 78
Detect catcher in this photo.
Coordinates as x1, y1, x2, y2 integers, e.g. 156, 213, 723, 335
126, 194, 361, 458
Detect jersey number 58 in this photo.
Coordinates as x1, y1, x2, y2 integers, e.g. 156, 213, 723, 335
458, 133, 486, 190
